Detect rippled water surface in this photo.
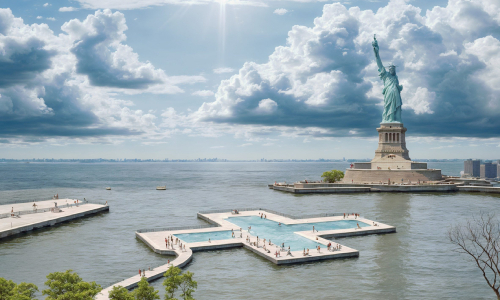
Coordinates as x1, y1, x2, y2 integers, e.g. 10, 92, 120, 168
0, 162, 499, 299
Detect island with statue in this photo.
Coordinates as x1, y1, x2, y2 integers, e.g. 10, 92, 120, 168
268, 36, 498, 193
341, 35, 443, 184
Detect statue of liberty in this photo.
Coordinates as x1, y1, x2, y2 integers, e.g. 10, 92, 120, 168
372, 35, 403, 123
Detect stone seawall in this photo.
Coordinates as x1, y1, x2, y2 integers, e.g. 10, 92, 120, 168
457, 186, 500, 194
270, 182, 459, 193
343, 169, 442, 184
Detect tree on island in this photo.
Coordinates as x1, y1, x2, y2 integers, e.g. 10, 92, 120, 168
321, 170, 344, 183
163, 266, 197, 300
449, 212, 500, 300
43, 270, 102, 300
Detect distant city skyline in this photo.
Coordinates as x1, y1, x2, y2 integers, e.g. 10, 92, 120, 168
1, 158, 498, 162
0, 0, 499, 159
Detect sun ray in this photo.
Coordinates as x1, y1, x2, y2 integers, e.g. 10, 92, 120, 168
219, 0, 227, 59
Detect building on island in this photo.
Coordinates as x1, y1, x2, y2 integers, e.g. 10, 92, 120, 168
480, 162, 497, 179
464, 159, 481, 177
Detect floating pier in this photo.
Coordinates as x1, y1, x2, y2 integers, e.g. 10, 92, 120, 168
0, 199, 109, 240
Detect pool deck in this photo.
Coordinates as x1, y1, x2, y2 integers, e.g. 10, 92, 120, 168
137, 210, 395, 265
95, 209, 395, 299
0, 199, 109, 240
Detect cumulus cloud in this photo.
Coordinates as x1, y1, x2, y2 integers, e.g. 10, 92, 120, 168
213, 67, 234, 74
36, 16, 43, 19
255, 98, 277, 114
43, 3, 50, 7
192, 90, 215, 97
192, 0, 500, 138
46, 17, 56, 21
62, 10, 204, 93
0, 8, 202, 143
273, 8, 288, 15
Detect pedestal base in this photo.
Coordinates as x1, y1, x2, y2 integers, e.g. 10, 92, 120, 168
343, 169, 443, 184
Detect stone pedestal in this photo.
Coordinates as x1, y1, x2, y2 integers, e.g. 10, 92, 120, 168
373, 123, 409, 161
343, 122, 442, 183
370, 122, 424, 170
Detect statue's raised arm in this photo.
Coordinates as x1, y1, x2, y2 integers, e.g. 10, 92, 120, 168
372, 35, 384, 72
371, 34, 403, 123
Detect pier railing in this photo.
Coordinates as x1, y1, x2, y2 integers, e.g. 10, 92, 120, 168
198, 208, 262, 214
262, 209, 347, 220
0, 200, 108, 219
0, 198, 107, 206
1, 198, 53, 206
136, 224, 220, 234
198, 208, 354, 220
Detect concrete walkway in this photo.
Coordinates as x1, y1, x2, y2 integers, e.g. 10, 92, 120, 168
95, 240, 192, 300
0, 199, 109, 239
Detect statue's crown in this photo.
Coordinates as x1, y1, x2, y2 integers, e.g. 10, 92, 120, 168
387, 63, 397, 69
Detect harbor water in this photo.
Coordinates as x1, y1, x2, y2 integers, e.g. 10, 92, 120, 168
0, 161, 499, 299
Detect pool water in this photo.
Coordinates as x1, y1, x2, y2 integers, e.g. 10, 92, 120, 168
227, 216, 368, 251
174, 230, 235, 243
173, 217, 368, 251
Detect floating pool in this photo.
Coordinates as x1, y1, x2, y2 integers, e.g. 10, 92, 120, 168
173, 217, 369, 251
174, 230, 235, 243
226, 216, 368, 251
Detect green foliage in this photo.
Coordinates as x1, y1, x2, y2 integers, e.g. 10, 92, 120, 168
321, 170, 344, 183
42, 270, 102, 300
162, 266, 197, 300
11, 283, 39, 300
0, 278, 18, 299
178, 272, 197, 300
109, 286, 134, 300
163, 266, 182, 300
1, 268, 194, 300
132, 277, 159, 300
0, 278, 38, 300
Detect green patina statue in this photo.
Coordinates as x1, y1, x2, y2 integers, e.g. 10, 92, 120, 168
372, 35, 403, 123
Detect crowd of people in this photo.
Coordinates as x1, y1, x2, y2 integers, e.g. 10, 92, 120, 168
343, 213, 360, 219
164, 235, 186, 252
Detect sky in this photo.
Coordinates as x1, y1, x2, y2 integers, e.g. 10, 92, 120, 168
0, 0, 499, 160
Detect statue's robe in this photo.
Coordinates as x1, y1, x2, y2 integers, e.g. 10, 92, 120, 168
379, 67, 403, 123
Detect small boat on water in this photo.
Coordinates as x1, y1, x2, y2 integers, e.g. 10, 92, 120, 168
106, 187, 111, 190
156, 186, 166, 190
